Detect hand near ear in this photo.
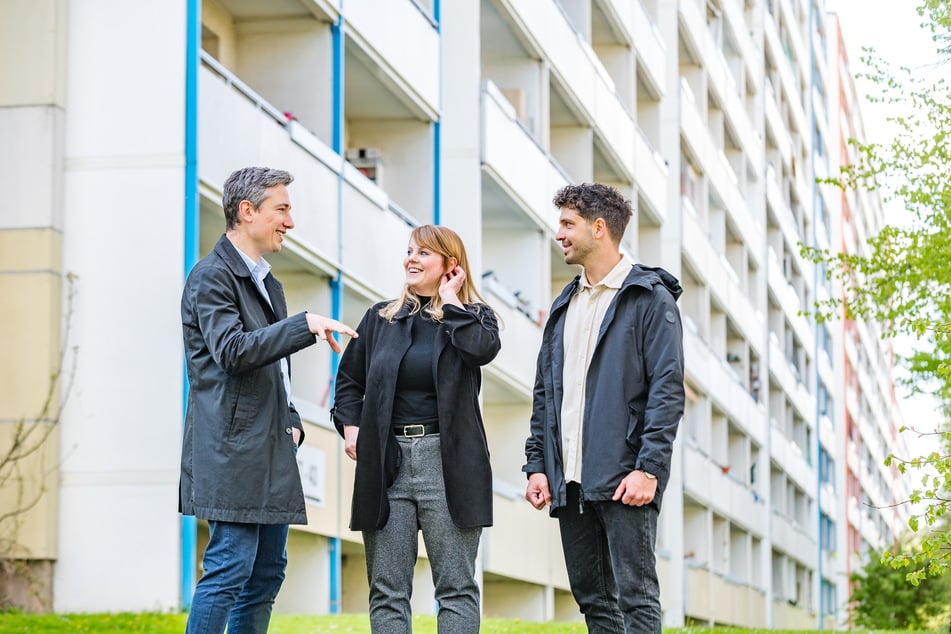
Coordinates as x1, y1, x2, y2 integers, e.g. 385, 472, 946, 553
439, 265, 465, 308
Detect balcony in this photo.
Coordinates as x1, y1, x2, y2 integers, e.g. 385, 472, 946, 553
682, 328, 766, 447
484, 490, 569, 588
683, 445, 766, 536
635, 127, 668, 222
772, 511, 816, 566
769, 424, 813, 494
482, 81, 569, 229
762, 16, 808, 139
679, 84, 761, 267
678, 0, 761, 168
632, 0, 665, 97
685, 566, 767, 627
819, 414, 835, 453
484, 286, 543, 394
764, 83, 792, 169
344, 0, 440, 114
719, 0, 759, 92
507, 0, 635, 174
199, 54, 415, 298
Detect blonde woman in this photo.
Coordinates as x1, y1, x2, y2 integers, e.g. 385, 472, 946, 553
333, 225, 500, 633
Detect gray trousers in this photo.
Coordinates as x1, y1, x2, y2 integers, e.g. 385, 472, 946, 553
363, 434, 482, 634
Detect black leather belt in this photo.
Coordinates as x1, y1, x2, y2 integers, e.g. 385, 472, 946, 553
393, 423, 439, 437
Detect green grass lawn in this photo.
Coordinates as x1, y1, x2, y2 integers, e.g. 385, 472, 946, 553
0, 612, 938, 633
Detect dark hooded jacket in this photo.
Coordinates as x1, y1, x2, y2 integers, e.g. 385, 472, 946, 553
180, 235, 317, 525
523, 263, 685, 512
333, 301, 500, 531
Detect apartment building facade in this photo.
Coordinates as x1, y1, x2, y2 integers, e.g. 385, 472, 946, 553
0, 0, 910, 627
826, 13, 912, 600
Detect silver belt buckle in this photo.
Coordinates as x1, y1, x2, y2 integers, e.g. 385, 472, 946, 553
403, 424, 425, 438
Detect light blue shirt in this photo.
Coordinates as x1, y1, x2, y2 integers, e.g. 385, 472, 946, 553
235, 247, 293, 406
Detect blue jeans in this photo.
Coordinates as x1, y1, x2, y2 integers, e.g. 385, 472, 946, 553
363, 434, 482, 634
557, 482, 661, 634
185, 521, 289, 634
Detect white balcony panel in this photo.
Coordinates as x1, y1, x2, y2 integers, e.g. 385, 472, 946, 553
765, 253, 812, 351
769, 424, 812, 494
762, 17, 808, 139
720, 0, 758, 90
482, 85, 568, 229
846, 439, 859, 475
682, 212, 762, 352
764, 164, 786, 225
199, 64, 341, 262
678, 0, 759, 166
771, 511, 816, 566
308, 0, 342, 20
487, 292, 542, 393
683, 445, 767, 536
635, 128, 667, 222
819, 414, 835, 454
680, 88, 761, 269
507, 0, 635, 175
604, 0, 636, 38
820, 481, 836, 517
484, 492, 569, 587
593, 75, 636, 179
764, 84, 792, 170
345, 0, 439, 112
632, 0, 665, 97
340, 170, 411, 295
705, 575, 767, 628
683, 327, 765, 447
777, 0, 807, 83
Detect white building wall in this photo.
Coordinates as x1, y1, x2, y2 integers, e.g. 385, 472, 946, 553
55, 0, 186, 612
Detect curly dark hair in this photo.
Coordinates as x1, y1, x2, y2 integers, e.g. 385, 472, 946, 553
553, 183, 633, 244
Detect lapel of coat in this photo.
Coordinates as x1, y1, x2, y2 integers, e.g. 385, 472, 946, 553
215, 234, 280, 324
262, 273, 285, 322
433, 310, 450, 378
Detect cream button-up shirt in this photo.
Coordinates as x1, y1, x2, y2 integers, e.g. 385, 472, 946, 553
560, 255, 633, 484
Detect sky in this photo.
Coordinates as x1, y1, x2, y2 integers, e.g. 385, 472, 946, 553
828, 1, 945, 448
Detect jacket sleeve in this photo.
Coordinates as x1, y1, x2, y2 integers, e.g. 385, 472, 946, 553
188, 265, 316, 375
440, 304, 501, 367
332, 307, 375, 435
634, 285, 685, 483
522, 344, 548, 476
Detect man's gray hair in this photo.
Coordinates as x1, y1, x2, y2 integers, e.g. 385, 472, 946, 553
222, 167, 294, 229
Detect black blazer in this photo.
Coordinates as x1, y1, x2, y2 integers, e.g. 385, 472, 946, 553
333, 300, 500, 530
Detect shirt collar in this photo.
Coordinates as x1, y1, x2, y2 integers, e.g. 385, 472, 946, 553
579, 254, 633, 291
234, 247, 271, 285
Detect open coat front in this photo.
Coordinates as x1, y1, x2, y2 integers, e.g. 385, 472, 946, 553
523, 264, 686, 513
333, 301, 501, 531
180, 235, 317, 525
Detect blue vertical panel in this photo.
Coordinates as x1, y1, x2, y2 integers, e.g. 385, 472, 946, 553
805, 0, 825, 628
328, 14, 347, 615
433, 119, 441, 226
433, 0, 441, 225
181, 0, 201, 611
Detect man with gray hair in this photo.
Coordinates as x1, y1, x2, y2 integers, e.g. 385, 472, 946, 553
180, 166, 357, 633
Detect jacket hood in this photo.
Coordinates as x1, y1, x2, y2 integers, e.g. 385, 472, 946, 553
554, 263, 683, 311
625, 264, 683, 301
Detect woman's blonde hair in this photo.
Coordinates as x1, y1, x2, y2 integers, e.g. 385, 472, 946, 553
380, 225, 487, 322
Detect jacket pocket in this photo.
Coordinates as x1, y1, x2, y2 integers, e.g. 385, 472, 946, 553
625, 401, 644, 454
228, 373, 260, 438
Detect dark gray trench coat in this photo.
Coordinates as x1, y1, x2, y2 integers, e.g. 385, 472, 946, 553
180, 235, 318, 525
